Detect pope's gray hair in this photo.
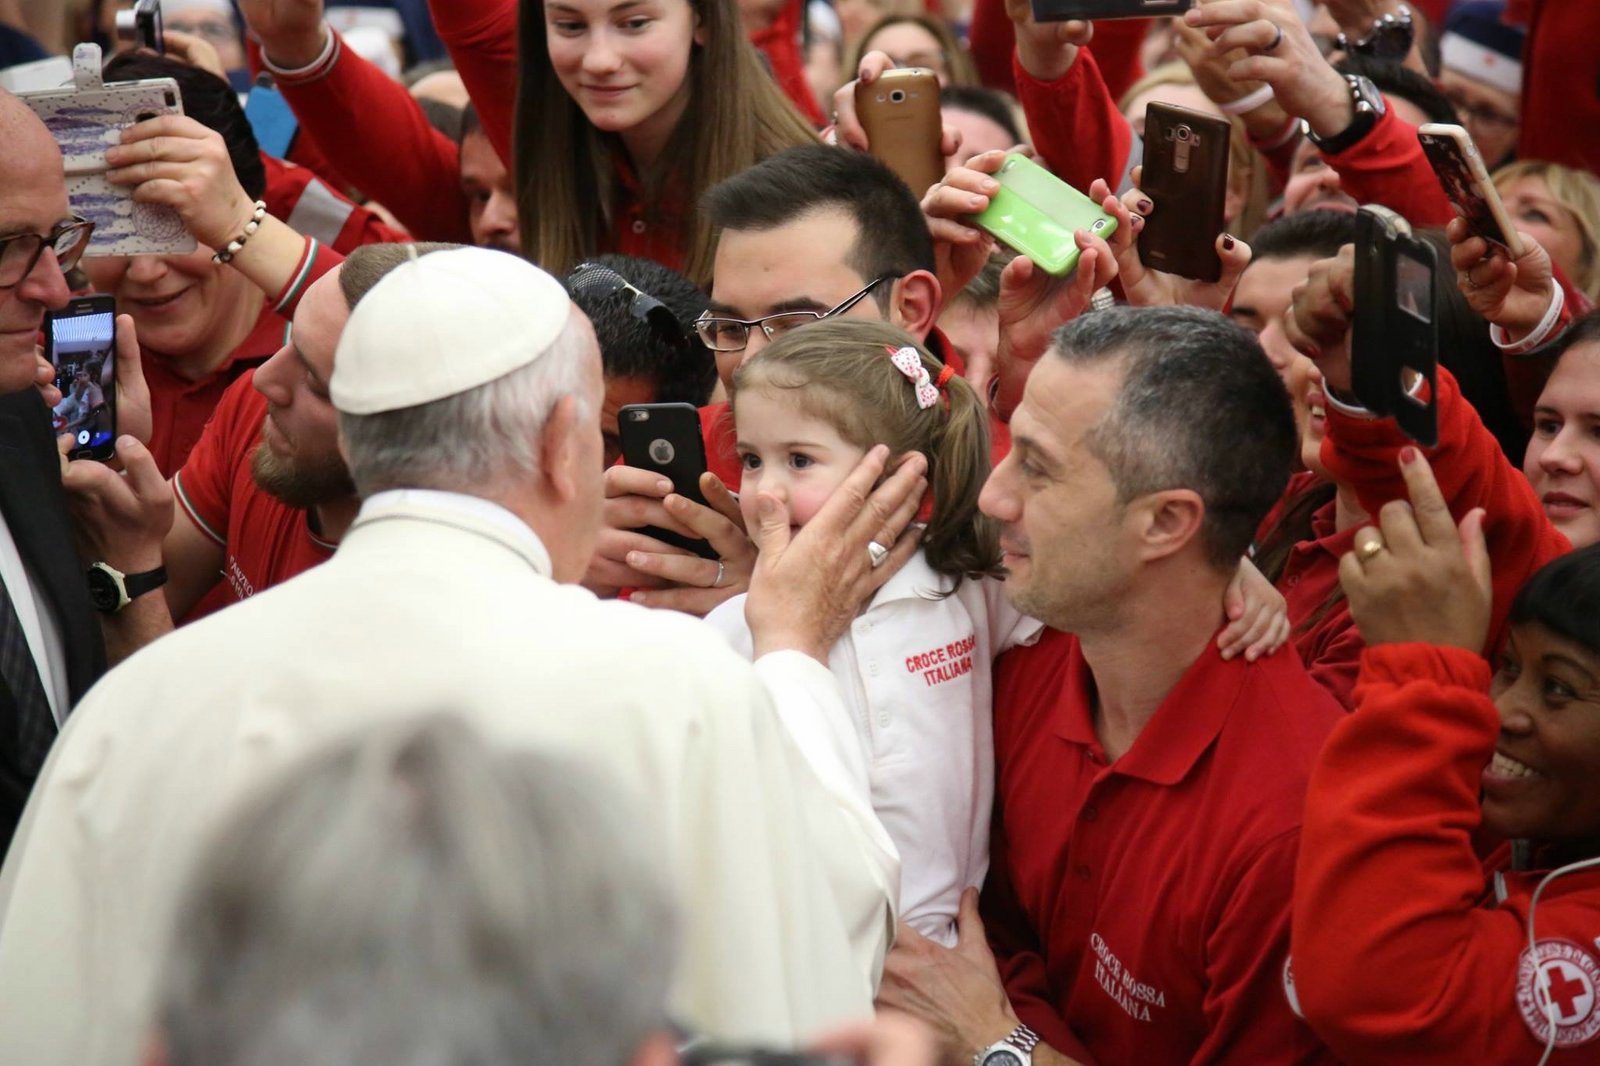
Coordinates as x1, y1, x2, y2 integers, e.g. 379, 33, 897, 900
154, 713, 677, 1066
338, 310, 594, 496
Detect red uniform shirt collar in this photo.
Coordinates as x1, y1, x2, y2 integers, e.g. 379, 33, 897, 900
1053, 631, 1250, 785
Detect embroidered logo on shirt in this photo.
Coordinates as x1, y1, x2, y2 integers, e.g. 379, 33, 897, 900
1090, 931, 1166, 1022
1516, 938, 1600, 1048
904, 633, 976, 688
224, 555, 256, 601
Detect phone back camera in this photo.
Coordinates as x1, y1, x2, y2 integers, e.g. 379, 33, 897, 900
648, 439, 676, 466
1175, 125, 1192, 142
1091, 219, 1108, 231
889, 89, 906, 104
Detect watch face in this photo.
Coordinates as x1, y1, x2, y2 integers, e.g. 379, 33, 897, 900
984, 1052, 1023, 1066
86, 567, 121, 611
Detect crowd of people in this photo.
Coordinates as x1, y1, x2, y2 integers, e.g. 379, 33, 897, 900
0, 0, 1597, 1063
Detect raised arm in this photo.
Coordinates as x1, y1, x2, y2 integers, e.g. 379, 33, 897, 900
428, 0, 519, 165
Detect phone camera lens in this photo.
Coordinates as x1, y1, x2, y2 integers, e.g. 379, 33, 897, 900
1091, 219, 1107, 230
889, 89, 906, 104
648, 439, 676, 466
1176, 126, 1192, 142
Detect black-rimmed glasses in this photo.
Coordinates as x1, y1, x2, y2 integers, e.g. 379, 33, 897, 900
693, 274, 897, 352
567, 261, 691, 351
0, 218, 94, 288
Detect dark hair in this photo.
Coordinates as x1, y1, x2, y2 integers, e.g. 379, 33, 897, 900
339, 242, 467, 310
1249, 210, 1361, 262
1050, 305, 1297, 571
1548, 306, 1600, 363
940, 85, 1021, 145
948, 251, 1009, 311
570, 254, 717, 406
102, 51, 265, 199
702, 144, 937, 310
1336, 53, 1460, 127
1510, 543, 1600, 653
1414, 229, 1526, 460
418, 97, 464, 143
732, 318, 999, 583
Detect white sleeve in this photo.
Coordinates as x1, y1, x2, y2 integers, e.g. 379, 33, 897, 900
702, 594, 755, 659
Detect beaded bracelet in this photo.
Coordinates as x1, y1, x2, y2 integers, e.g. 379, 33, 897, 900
212, 201, 268, 264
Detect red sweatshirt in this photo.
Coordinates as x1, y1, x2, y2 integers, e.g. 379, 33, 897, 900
261, 154, 415, 253
985, 627, 1343, 1065
269, 30, 471, 244
1271, 470, 1364, 708
1512, 0, 1600, 177
1011, 48, 1135, 196
1319, 365, 1570, 660
748, 0, 824, 126
1294, 643, 1600, 1064
966, 0, 1148, 103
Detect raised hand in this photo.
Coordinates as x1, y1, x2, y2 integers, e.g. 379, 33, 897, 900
1284, 244, 1356, 394
235, 0, 329, 68
103, 115, 258, 252
1340, 448, 1493, 652
1446, 218, 1557, 342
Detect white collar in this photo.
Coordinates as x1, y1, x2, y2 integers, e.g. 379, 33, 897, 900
869, 548, 955, 608
357, 489, 551, 574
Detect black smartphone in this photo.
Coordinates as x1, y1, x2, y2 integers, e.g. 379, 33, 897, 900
45, 295, 119, 461
116, 0, 166, 53
1138, 102, 1231, 282
1032, 0, 1191, 22
1351, 205, 1438, 446
618, 402, 717, 561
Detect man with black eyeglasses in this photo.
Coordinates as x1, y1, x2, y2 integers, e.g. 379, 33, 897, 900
0, 90, 171, 854
584, 145, 974, 615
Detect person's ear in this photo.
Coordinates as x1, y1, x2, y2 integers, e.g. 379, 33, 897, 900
891, 268, 943, 339
539, 394, 583, 502
1131, 488, 1206, 564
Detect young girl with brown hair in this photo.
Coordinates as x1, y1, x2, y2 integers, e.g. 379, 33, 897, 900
705, 318, 1042, 944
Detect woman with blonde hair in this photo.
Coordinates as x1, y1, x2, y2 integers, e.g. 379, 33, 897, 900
1494, 159, 1600, 305
848, 13, 978, 88
430, 0, 818, 282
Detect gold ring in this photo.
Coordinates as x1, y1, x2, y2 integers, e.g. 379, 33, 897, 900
1357, 538, 1385, 562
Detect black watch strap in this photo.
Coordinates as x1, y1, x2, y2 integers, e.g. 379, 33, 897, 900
122, 566, 167, 600
87, 562, 168, 614
1307, 75, 1385, 156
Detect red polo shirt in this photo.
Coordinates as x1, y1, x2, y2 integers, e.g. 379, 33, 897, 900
1272, 472, 1363, 708
984, 627, 1343, 1065
172, 371, 337, 622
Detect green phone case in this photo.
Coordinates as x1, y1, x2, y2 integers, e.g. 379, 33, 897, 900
971, 154, 1117, 276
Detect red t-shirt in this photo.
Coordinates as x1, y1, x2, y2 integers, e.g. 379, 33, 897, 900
984, 628, 1344, 1065
171, 371, 337, 621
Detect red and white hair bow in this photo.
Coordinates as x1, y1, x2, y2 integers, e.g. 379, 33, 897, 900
887, 345, 950, 410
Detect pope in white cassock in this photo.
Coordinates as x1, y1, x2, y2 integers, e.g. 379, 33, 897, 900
0, 248, 920, 1064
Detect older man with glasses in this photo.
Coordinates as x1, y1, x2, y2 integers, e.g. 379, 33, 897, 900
0, 89, 170, 855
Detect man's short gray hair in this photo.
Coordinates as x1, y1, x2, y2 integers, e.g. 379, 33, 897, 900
338, 310, 593, 496
155, 714, 676, 1066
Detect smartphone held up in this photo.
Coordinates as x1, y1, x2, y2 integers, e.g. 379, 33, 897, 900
970, 154, 1117, 276
1418, 123, 1523, 258
1137, 103, 1230, 282
855, 68, 944, 200
46, 296, 119, 462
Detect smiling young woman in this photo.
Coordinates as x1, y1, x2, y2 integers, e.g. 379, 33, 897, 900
513, 0, 817, 282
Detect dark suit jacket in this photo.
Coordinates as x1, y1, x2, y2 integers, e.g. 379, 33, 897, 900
0, 389, 105, 853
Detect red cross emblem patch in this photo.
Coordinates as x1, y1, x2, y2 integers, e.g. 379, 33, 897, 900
1517, 939, 1600, 1048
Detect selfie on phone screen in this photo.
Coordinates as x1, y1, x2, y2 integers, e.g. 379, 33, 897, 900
48, 304, 117, 458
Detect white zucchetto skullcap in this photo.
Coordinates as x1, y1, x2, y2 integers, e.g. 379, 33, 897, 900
331, 247, 572, 416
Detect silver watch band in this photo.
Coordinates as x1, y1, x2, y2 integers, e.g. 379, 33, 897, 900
974, 1024, 1040, 1066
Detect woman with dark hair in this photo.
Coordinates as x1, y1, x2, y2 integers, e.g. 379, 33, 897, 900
1293, 451, 1600, 1066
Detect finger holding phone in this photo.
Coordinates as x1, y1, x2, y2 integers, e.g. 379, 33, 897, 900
1445, 217, 1556, 342
831, 51, 962, 162
1183, 0, 1355, 142
1092, 170, 1252, 311
921, 151, 1007, 300
1284, 244, 1358, 394
1001, 0, 1093, 83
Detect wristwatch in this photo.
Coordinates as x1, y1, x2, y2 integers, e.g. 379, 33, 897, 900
974, 1025, 1040, 1066
1335, 4, 1414, 60
1306, 74, 1387, 156
87, 562, 167, 614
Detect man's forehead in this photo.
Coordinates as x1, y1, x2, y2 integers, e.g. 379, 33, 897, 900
709, 209, 866, 310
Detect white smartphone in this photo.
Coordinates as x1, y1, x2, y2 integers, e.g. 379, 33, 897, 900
1418, 122, 1524, 258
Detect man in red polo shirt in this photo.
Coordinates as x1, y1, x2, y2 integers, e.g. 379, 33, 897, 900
875, 306, 1343, 1065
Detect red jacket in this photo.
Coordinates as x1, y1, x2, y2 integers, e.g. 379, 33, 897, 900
985, 627, 1343, 1065
1294, 643, 1600, 1064
1012, 48, 1135, 197
269, 30, 471, 244
748, 0, 823, 126
1512, 0, 1600, 176
966, 0, 1149, 103
261, 153, 415, 253
1319, 364, 1570, 661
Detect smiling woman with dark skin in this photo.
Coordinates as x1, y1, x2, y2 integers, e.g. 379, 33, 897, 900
1289, 450, 1600, 1065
